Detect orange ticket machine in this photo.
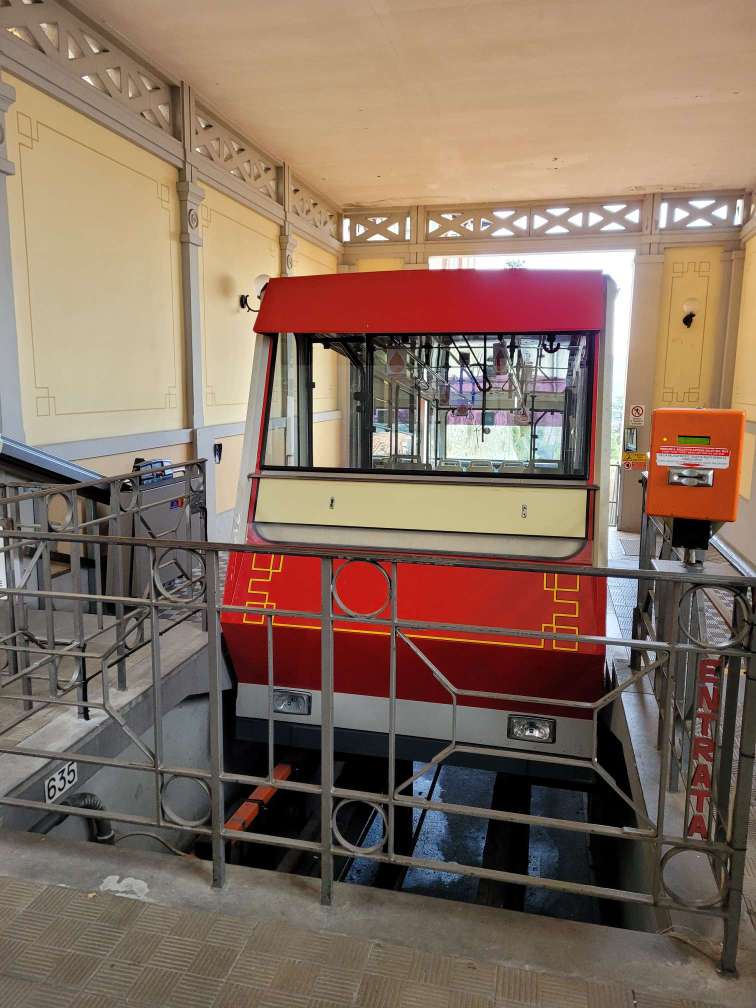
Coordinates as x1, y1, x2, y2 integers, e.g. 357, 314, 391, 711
647, 408, 745, 549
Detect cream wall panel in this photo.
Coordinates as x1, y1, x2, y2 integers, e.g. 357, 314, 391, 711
292, 238, 338, 278
313, 419, 344, 468
731, 240, 756, 423
5, 75, 185, 446
76, 442, 191, 477
199, 186, 279, 426
257, 477, 587, 539
355, 258, 406, 272
739, 431, 755, 502
291, 240, 339, 416
214, 434, 245, 514
652, 245, 724, 409
719, 235, 756, 565
313, 350, 338, 412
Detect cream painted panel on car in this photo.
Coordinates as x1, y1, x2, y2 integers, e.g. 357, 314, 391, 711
256, 478, 587, 538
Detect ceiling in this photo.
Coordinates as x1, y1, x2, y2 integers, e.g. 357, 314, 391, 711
77, 0, 756, 208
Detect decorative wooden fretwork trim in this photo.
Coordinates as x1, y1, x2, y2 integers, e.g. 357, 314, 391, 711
423, 198, 645, 241
656, 192, 746, 232
343, 209, 411, 243
290, 176, 340, 243
342, 192, 749, 248
192, 102, 279, 204
0, 0, 174, 134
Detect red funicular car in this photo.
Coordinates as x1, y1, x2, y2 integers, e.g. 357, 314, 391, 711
221, 268, 613, 762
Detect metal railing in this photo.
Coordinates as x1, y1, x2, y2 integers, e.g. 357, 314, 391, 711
608, 461, 619, 526
0, 461, 207, 714
0, 502, 753, 972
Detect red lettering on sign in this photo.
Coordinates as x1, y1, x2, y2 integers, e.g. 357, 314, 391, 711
690, 763, 712, 789
692, 737, 715, 762
697, 712, 718, 738
690, 788, 711, 813
687, 814, 709, 840
696, 684, 720, 712
685, 659, 723, 843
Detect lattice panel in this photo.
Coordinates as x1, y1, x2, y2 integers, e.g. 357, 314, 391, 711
658, 193, 745, 231
290, 178, 339, 240
193, 105, 278, 202
0, 0, 174, 133
344, 211, 410, 243
424, 200, 644, 241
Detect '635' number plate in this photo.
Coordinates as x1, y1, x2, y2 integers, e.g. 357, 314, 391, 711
44, 761, 78, 804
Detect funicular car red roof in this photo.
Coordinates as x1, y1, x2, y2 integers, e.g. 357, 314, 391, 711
254, 268, 606, 336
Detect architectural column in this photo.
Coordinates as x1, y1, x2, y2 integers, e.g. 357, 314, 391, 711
279, 229, 296, 277
718, 248, 745, 407
617, 252, 664, 532
178, 174, 206, 434
0, 74, 24, 440
177, 173, 216, 526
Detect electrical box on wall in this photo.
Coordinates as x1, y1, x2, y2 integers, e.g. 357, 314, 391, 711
647, 408, 745, 535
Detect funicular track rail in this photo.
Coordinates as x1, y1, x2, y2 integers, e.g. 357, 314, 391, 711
0, 477, 754, 972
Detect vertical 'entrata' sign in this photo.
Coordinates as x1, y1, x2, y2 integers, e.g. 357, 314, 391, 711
686, 658, 722, 841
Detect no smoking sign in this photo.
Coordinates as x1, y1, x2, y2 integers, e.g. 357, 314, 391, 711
628, 404, 645, 427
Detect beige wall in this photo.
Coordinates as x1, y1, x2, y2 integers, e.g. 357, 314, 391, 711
721, 235, 756, 565
214, 434, 245, 514
76, 442, 192, 477
313, 419, 344, 468
355, 257, 405, 272
199, 186, 280, 427
291, 236, 343, 467
5, 74, 185, 446
292, 237, 338, 278
652, 245, 726, 409
619, 244, 731, 532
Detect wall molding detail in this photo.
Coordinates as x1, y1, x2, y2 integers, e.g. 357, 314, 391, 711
37, 427, 194, 461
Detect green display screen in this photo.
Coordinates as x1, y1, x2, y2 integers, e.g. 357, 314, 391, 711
677, 435, 711, 446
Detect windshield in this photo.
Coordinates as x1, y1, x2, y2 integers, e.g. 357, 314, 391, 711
263, 331, 593, 478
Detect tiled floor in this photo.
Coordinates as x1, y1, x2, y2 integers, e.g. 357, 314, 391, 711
0, 875, 735, 1008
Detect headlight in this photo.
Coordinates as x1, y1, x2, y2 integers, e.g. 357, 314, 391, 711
272, 689, 312, 716
507, 715, 556, 744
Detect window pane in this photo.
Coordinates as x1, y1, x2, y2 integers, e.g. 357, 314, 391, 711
263, 332, 593, 478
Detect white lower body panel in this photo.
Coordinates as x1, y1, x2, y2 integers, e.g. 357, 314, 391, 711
237, 683, 594, 760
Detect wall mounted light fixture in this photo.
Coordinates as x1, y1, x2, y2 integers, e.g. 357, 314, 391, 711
682, 297, 700, 329
240, 273, 271, 312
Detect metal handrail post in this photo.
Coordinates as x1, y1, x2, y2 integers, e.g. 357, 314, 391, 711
320, 557, 335, 906
111, 501, 129, 691
720, 594, 756, 974
206, 548, 227, 888
148, 546, 165, 830
715, 595, 746, 839
632, 478, 654, 671
69, 490, 89, 720
0, 493, 29, 709
37, 496, 59, 700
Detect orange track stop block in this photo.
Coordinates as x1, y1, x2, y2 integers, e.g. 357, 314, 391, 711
225, 763, 292, 833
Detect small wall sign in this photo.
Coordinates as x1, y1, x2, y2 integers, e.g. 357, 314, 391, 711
628, 404, 646, 427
